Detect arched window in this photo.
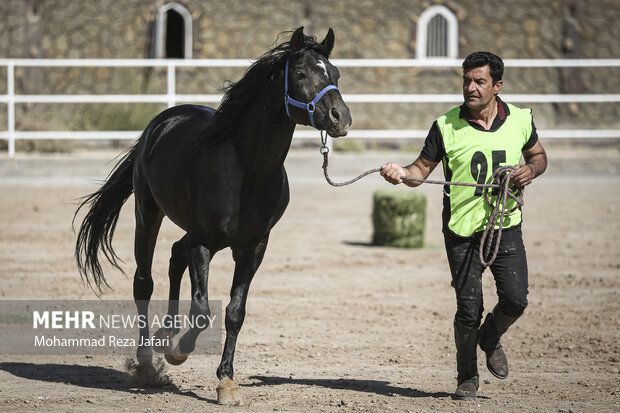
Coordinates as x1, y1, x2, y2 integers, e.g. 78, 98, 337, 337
153, 3, 192, 59
416, 5, 458, 59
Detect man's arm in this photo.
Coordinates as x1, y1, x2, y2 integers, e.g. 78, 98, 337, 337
511, 140, 547, 187
381, 155, 440, 187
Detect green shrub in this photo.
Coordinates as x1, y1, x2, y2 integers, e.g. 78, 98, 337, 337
333, 138, 366, 152
70, 103, 162, 132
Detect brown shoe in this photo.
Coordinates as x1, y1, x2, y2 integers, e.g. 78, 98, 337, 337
485, 344, 509, 379
454, 379, 477, 400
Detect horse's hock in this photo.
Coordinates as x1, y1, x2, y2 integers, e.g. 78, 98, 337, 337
372, 190, 426, 248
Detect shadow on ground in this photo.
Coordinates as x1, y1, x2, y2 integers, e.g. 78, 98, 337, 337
0, 361, 214, 403
246, 375, 455, 399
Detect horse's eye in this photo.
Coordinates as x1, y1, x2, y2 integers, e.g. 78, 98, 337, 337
295, 71, 306, 80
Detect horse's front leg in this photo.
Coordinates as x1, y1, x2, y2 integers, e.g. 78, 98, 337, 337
164, 242, 211, 365
216, 235, 269, 405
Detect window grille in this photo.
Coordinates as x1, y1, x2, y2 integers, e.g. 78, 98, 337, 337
427, 14, 448, 57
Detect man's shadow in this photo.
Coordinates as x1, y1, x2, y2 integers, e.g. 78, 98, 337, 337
246, 375, 453, 399
0, 361, 214, 403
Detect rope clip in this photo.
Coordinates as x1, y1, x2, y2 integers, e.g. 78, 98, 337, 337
319, 130, 329, 155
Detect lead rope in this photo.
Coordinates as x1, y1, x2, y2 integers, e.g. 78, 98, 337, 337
319, 131, 524, 267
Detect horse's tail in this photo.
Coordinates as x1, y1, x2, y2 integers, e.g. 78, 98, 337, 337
73, 143, 138, 293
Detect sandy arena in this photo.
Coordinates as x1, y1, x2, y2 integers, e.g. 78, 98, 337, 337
0, 143, 619, 412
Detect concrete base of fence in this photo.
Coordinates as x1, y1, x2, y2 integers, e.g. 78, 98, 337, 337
372, 189, 426, 248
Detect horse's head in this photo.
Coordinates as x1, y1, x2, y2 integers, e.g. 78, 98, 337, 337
284, 27, 352, 137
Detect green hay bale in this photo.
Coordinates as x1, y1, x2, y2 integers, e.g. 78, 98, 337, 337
372, 189, 426, 248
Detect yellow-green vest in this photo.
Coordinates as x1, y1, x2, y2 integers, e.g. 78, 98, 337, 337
437, 103, 532, 237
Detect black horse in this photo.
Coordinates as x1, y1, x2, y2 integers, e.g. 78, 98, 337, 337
74, 27, 351, 404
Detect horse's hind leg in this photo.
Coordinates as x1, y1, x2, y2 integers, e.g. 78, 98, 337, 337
152, 234, 189, 353
133, 192, 164, 367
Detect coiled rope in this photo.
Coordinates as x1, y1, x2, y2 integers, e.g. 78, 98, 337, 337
319, 134, 524, 267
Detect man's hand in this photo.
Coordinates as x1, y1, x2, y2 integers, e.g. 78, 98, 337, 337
381, 157, 439, 188
512, 140, 547, 188
380, 162, 407, 185
510, 164, 535, 187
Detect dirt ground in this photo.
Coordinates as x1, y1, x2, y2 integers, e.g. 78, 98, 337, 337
0, 141, 619, 412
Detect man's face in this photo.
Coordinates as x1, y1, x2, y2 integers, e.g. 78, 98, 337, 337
462, 65, 503, 111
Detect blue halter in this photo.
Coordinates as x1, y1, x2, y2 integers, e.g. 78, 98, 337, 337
284, 58, 339, 129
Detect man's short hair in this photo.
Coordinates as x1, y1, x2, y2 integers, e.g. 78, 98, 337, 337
462, 51, 504, 84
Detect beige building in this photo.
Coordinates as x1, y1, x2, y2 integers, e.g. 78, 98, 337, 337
1, 0, 619, 134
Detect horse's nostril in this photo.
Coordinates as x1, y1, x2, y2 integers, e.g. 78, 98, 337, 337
330, 108, 340, 122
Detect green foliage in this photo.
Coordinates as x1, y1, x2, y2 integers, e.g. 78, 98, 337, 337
16, 139, 75, 153
70, 71, 162, 133
333, 138, 366, 152
70, 103, 162, 132
372, 189, 426, 248
0, 138, 75, 153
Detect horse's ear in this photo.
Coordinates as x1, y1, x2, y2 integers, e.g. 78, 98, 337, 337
290, 26, 305, 51
320, 28, 335, 57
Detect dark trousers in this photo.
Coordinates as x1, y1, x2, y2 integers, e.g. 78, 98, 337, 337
444, 226, 529, 330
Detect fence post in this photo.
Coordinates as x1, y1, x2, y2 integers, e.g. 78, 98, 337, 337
167, 63, 175, 108
7, 62, 15, 157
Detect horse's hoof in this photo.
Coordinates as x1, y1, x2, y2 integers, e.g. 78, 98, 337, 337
216, 377, 241, 406
162, 336, 188, 365
136, 345, 153, 366
152, 329, 175, 354
164, 352, 188, 366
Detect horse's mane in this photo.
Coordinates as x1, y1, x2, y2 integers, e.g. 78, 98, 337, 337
203, 31, 330, 148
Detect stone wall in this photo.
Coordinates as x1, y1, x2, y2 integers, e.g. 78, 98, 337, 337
1, 0, 619, 133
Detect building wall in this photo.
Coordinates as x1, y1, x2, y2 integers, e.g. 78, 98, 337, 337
1, 0, 619, 132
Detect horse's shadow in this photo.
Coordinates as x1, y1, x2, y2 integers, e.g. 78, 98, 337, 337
0, 361, 214, 403
0, 362, 465, 402
246, 375, 453, 399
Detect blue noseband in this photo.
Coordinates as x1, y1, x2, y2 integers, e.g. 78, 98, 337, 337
284, 58, 339, 129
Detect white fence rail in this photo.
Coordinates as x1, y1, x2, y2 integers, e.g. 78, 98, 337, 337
2, 58, 620, 157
